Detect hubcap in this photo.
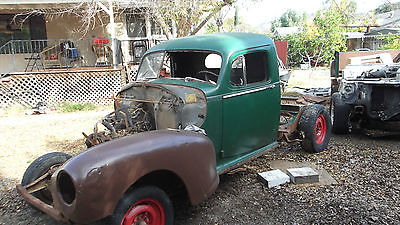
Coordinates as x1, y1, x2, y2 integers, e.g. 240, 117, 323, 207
315, 114, 327, 145
122, 199, 165, 225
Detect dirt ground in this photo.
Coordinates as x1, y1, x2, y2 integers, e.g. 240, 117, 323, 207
0, 110, 399, 225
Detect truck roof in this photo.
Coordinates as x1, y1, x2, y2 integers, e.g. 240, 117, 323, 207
147, 32, 274, 57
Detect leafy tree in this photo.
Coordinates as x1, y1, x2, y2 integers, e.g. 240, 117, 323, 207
283, 0, 353, 66
375, 2, 393, 14
150, 0, 234, 38
379, 32, 400, 49
271, 9, 306, 32
205, 16, 237, 33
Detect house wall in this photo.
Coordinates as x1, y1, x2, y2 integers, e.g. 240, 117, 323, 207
346, 39, 362, 51
46, 15, 110, 39
0, 54, 31, 73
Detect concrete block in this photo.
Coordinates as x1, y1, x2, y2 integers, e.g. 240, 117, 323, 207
258, 169, 290, 188
287, 167, 319, 184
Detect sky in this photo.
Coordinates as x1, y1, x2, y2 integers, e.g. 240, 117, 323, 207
238, 0, 388, 28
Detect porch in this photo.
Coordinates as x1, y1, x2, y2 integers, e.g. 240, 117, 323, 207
0, 37, 164, 108
0, 37, 159, 75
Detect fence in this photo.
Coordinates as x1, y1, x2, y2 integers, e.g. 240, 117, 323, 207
0, 67, 128, 108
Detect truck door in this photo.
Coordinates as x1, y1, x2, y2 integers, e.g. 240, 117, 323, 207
221, 50, 280, 158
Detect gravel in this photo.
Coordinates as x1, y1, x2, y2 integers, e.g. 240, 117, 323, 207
1, 134, 399, 225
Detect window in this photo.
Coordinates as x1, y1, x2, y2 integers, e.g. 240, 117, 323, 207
230, 55, 245, 86
168, 51, 220, 84
136, 52, 165, 80
0, 14, 47, 53
126, 13, 146, 37
230, 51, 268, 86
126, 11, 164, 38
135, 51, 221, 85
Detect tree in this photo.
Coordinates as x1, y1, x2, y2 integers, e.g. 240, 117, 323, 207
271, 9, 306, 32
150, 0, 234, 39
379, 32, 400, 49
17, 0, 234, 39
375, 2, 393, 14
283, 0, 353, 66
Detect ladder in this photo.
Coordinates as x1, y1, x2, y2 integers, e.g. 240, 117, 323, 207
24, 51, 44, 72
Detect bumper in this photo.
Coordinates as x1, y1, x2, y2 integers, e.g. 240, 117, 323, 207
16, 184, 68, 223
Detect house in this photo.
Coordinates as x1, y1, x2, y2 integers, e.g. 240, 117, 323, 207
0, 0, 168, 108
345, 9, 400, 51
0, 0, 166, 74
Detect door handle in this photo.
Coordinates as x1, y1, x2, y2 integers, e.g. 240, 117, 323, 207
266, 84, 276, 89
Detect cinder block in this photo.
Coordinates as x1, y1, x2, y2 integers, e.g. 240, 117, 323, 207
287, 167, 319, 184
258, 169, 290, 188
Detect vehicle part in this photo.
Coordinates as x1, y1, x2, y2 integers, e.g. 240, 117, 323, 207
84, 83, 207, 148
21, 152, 71, 204
298, 105, 332, 153
108, 185, 173, 225
331, 92, 351, 134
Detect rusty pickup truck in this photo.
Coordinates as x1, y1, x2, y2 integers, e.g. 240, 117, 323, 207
17, 33, 331, 225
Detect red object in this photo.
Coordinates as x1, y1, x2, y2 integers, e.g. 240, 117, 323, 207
122, 198, 165, 225
314, 114, 326, 145
274, 40, 288, 67
93, 37, 110, 44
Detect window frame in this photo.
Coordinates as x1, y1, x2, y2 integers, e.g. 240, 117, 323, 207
229, 50, 270, 87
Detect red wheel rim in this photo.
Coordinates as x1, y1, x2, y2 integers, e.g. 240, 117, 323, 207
315, 114, 326, 145
122, 199, 165, 225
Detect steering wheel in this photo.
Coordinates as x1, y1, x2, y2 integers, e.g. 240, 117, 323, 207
197, 70, 218, 83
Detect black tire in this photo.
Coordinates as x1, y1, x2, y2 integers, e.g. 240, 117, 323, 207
331, 92, 351, 134
21, 152, 71, 204
108, 185, 174, 225
298, 104, 332, 153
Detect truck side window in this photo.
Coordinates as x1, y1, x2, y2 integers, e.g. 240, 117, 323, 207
230, 55, 246, 86
245, 51, 268, 84
230, 52, 269, 86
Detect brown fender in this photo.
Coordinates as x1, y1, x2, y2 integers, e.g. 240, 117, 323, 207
49, 129, 219, 224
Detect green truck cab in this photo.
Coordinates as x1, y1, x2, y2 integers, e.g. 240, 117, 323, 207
17, 33, 331, 225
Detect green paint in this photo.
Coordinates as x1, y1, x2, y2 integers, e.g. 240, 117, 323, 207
216, 141, 279, 173
146, 33, 281, 172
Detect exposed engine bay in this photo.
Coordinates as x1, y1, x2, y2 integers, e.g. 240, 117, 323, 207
84, 82, 207, 147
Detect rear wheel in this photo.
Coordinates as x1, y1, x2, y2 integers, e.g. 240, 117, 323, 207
298, 104, 332, 153
21, 152, 71, 204
331, 92, 351, 134
108, 185, 174, 225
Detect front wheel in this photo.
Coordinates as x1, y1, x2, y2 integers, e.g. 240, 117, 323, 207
108, 186, 174, 225
331, 92, 351, 134
298, 104, 332, 153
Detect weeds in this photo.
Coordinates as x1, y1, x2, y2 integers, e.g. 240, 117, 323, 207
58, 102, 96, 112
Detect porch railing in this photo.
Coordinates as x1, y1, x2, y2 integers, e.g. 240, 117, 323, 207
0, 37, 167, 75
0, 38, 116, 75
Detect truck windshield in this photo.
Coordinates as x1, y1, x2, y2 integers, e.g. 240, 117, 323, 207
136, 52, 165, 80
136, 51, 221, 85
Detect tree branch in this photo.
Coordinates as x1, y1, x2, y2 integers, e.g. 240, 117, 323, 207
191, 0, 232, 35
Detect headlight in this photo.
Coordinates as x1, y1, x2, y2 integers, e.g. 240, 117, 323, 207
57, 171, 76, 204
